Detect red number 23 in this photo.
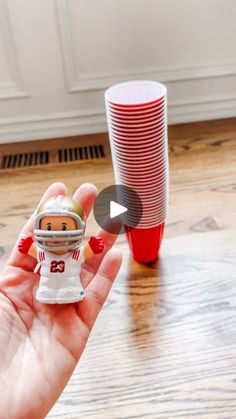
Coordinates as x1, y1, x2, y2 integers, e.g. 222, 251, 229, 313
50, 260, 65, 273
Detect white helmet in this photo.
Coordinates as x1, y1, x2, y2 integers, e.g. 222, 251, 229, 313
34, 195, 85, 251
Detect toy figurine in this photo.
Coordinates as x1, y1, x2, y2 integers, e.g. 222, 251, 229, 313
18, 195, 104, 304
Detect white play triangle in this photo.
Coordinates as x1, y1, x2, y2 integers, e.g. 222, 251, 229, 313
110, 200, 128, 219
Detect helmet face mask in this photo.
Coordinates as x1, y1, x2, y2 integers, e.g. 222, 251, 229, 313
34, 196, 86, 252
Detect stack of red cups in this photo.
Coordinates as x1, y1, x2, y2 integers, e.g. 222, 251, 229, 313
104, 81, 168, 263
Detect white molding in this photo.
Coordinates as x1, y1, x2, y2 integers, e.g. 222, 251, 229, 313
55, 0, 236, 93
0, 95, 236, 143
0, 0, 27, 99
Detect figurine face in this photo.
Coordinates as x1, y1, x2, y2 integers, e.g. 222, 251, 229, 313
40, 215, 77, 255
34, 195, 85, 253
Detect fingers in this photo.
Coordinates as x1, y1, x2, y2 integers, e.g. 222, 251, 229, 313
73, 183, 97, 219
78, 248, 122, 330
22, 182, 67, 237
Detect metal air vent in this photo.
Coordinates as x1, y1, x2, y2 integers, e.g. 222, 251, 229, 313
0, 144, 106, 170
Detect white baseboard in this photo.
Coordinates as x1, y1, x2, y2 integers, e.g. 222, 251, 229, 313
0, 96, 236, 144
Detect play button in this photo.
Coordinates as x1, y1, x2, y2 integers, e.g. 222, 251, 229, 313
110, 201, 127, 219
93, 184, 143, 234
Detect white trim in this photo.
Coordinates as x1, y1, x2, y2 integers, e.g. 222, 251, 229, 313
0, 0, 28, 99
55, 0, 236, 93
0, 95, 236, 143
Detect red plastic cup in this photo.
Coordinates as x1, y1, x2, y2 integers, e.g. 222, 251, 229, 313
125, 222, 165, 263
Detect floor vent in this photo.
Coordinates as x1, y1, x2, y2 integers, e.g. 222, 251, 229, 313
58, 145, 105, 163
0, 144, 106, 170
1, 151, 49, 169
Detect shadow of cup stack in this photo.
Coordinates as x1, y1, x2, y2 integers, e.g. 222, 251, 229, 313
104, 81, 168, 263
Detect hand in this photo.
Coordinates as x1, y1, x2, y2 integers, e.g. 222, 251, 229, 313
18, 235, 34, 254
0, 182, 122, 419
88, 236, 104, 254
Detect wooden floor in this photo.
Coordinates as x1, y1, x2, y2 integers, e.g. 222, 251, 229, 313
0, 118, 236, 418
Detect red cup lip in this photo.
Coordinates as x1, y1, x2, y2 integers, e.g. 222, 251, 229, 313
125, 205, 167, 215
123, 203, 167, 214
113, 162, 167, 172
120, 183, 168, 193
112, 142, 167, 157
112, 143, 166, 154
110, 125, 166, 140
113, 161, 167, 172
113, 149, 168, 165
118, 176, 168, 184
118, 171, 169, 182
107, 96, 165, 110
111, 137, 168, 153
119, 184, 168, 193
108, 112, 166, 127
114, 152, 168, 167
107, 102, 166, 116
130, 216, 167, 225
107, 103, 166, 118
128, 216, 167, 226
135, 215, 166, 225
129, 220, 165, 228
128, 211, 167, 224
119, 190, 168, 202
105, 81, 167, 108
127, 194, 167, 206
125, 197, 167, 206
117, 177, 168, 187
128, 220, 166, 228
115, 166, 168, 177
118, 186, 168, 195
110, 128, 166, 139
109, 117, 165, 134
109, 118, 166, 130
117, 178, 168, 187
112, 149, 167, 161
113, 153, 165, 165
108, 107, 166, 122
112, 136, 166, 150
133, 207, 167, 217
111, 133, 166, 145
110, 119, 166, 135
138, 210, 167, 217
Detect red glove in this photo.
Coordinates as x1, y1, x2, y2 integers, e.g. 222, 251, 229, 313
88, 236, 104, 254
18, 236, 34, 254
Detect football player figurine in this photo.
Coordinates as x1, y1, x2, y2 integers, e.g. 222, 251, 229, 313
18, 195, 104, 304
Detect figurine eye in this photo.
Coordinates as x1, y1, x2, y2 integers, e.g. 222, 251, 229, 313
47, 225, 51, 231
62, 225, 67, 231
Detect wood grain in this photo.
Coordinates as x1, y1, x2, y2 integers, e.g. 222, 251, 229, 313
0, 118, 236, 419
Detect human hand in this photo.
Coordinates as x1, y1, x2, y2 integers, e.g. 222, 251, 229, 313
0, 182, 122, 419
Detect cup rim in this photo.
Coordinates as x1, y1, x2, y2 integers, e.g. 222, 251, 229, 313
113, 159, 167, 172
105, 80, 167, 107
108, 115, 166, 130
106, 95, 166, 111
108, 107, 166, 121
111, 131, 166, 143
110, 119, 166, 135
111, 139, 167, 151
113, 154, 167, 164
112, 141, 167, 155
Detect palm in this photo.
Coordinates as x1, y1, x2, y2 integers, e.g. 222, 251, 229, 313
0, 183, 122, 419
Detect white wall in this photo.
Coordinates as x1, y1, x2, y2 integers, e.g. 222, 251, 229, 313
1, 0, 236, 143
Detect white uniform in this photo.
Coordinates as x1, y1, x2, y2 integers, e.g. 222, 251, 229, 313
36, 246, 85, 303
